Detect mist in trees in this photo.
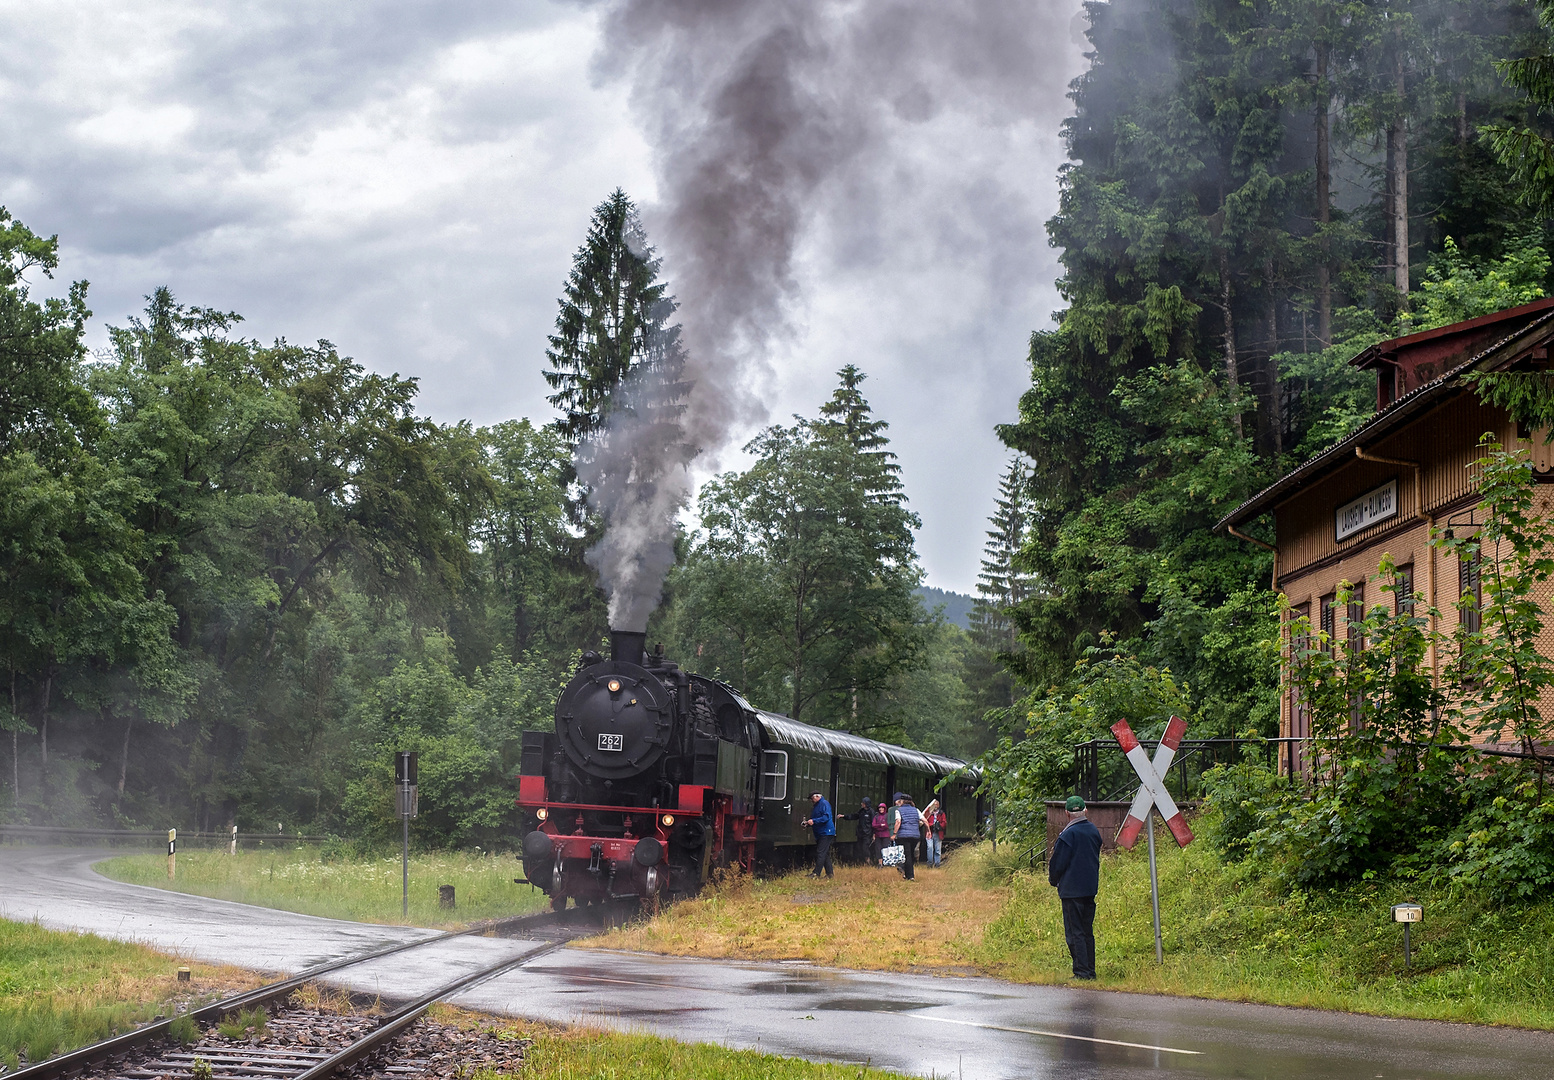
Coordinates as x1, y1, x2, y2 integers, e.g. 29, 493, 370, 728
0, 216, 609, 835
0, 190, 1000, 840
983, 0, 1554, 805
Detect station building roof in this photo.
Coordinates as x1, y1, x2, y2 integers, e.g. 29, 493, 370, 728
1218, 305, 1554, 533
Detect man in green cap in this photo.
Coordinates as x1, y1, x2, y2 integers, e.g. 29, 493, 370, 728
1047, 795, 1103, 979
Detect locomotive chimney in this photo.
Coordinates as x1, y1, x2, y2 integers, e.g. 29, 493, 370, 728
610, 629, 647, 666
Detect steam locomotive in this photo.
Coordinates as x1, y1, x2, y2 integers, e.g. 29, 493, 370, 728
516, 629, 983, 909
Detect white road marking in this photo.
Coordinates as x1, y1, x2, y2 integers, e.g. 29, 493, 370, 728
917, 1015, 1203, 1056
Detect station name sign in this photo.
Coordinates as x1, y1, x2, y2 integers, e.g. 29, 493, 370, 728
1335, 479, 1398, 541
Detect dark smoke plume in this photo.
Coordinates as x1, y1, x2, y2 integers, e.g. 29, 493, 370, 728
579, 371, 694, 631
578, 226, 697, 631
583, 0, 1076, 629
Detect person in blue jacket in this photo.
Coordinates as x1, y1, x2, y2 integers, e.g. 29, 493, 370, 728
801, 791, 836, 878
1047, 795, 1103, 979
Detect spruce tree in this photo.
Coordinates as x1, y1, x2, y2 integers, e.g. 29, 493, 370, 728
1483, 0, 1554, 212
970, 460, 1034, 654
968, 459, 1034, 710
815, 364, 903, 504
543, 190, 686, 455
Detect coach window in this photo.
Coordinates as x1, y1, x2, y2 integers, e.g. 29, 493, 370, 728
761, 751, 788, 801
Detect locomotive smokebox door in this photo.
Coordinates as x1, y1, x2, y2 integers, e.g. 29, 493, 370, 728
555, 658, 673, 780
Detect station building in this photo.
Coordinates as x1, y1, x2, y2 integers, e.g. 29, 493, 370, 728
1216, 298, 1554, 773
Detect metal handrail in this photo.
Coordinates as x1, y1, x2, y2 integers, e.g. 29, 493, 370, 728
1071, 734, 1554, 804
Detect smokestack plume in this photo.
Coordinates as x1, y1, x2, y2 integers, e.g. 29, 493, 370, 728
582, 0, 1077, 630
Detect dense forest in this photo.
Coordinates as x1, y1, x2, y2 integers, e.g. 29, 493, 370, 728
0, 190, 1010, 842
994, 0, 1554, 725
9, 0, 1554, 861
982, 0, 1554, 888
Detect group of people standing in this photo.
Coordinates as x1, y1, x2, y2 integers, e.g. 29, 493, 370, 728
801, 787, 1104, 983
800, 791, 948, 881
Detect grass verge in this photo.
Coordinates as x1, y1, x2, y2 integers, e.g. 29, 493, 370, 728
96, 849, 550, 927
972, 830, 1554, 1028
0, 918, 258, 1070
428, 1005, 903, 1080
585, 856, 998, 972
588, 833, 1554, 1029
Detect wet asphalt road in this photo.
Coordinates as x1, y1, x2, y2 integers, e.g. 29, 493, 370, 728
3, 846, 1553, 1079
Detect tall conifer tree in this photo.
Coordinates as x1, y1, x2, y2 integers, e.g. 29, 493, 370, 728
543, 190, 686, 457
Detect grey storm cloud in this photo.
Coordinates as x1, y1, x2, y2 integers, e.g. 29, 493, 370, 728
0, 0, 1084, 595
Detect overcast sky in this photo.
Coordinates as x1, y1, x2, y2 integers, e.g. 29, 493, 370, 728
0, 0, 1086, 596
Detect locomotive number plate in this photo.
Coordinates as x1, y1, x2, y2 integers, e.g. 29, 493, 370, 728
598, 733, 624, 752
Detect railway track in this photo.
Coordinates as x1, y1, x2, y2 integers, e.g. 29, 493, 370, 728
6, 909, 591, 1080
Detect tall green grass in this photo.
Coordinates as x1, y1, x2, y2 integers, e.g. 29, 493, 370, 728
0, 919, 199, 1069
972, 825, 1554, 1028
0, 999, 152, 1069
97, 849, 550, 927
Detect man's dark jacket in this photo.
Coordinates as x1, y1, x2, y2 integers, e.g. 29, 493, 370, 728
1047, 817, 1102, 898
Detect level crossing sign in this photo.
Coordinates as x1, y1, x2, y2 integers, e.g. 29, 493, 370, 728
1109, 715, 1194, 965
1111, 716, 1195, 849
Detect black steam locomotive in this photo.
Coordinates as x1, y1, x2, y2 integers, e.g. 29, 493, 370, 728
516, 630, 982, 909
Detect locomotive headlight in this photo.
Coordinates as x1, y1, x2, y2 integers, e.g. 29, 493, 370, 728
662, 814, 675, 826
535, 807, 549, 821
607, 678, 622, 693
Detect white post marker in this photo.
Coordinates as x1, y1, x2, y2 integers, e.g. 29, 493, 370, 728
1110, 717, 1195, 963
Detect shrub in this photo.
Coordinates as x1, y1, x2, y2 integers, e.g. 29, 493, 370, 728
1434, 772, 1554, 901
1200, 761, 1288, 862
977, 645, 1193, 846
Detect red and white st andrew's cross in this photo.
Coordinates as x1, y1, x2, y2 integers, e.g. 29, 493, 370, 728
1109, 716, 1195, 849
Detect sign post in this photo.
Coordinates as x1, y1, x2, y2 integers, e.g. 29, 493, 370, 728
1110, 717, 1195, 963
395, 751, 418, 919
1392, 903, 1422, 970
167, 828, 176, 879
1144, 804, 1161, 964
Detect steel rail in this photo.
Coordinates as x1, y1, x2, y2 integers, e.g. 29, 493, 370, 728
289, 939, 562, 1080
5, 910, 561, 1080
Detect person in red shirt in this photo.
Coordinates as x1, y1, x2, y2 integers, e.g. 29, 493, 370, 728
923, 800, 948, 867
870, 802, 890, 865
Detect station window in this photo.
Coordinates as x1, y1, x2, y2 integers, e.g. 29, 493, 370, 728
1288, 603, 1311, 745
1459, 550, 1482, 634
761, 751, 789, 801
1346, 584, 1366, 653
1394, 565, 1415, 616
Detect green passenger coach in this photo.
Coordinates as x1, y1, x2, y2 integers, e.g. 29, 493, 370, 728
752, 710, 983, 864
